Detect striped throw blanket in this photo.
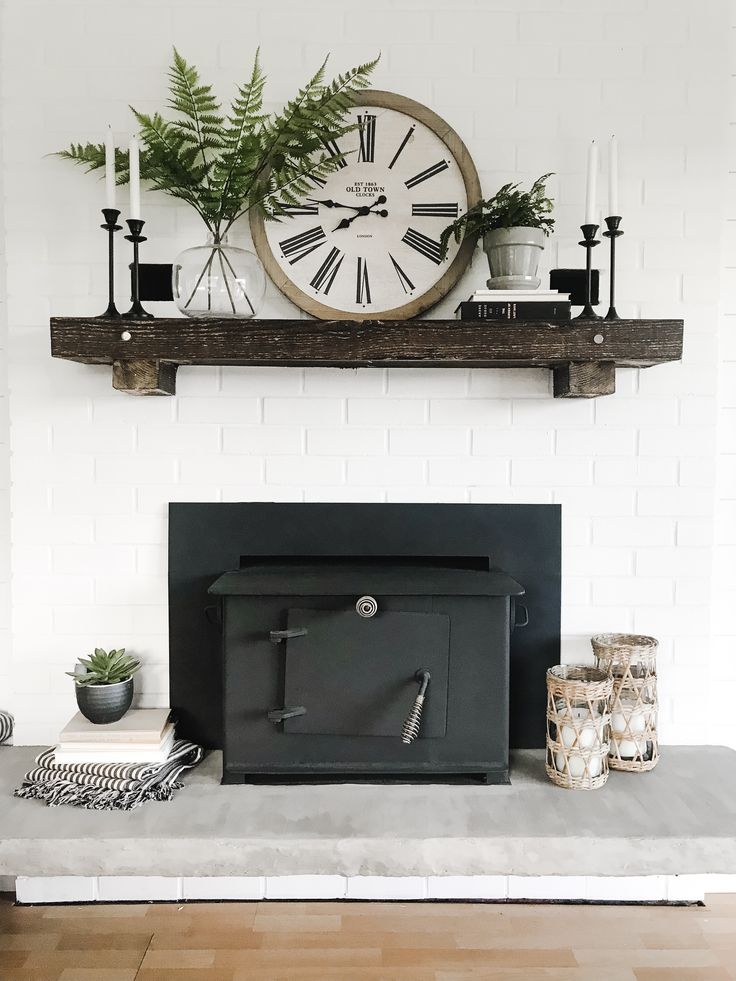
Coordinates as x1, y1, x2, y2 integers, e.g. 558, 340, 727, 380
14, 739, 204, 811
0, 710, 12, 745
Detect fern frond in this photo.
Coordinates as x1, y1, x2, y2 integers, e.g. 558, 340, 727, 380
167, 47, 224, 180
56, 50, 379, 232
210, 48, 268, 229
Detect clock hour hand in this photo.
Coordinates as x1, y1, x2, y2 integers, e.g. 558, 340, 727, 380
333, 215, 360, 231
333, 206, 372, 231
333, 197, 389, 231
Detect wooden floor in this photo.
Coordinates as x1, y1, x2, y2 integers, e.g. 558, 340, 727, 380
1, 893, 735, 981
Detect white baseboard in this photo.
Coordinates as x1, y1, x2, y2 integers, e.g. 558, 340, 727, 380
13, 873, 736, 904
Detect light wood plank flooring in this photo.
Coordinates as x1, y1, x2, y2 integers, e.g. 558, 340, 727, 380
1, 893, 735, 981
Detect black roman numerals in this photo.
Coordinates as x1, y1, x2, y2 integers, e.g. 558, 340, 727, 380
310, 247, 344, 294
401, 227, 443, 265
405, 160, 449, 189
356, 258, 371, 305
308, 174, 327, 188
279, 226, 326, 264
357, 114, 376, 163
388, 253, 415, 294
411, 202, 459, 218
281, 203, 319, 216
323, 138, 347, 169
388, 125, 415, 170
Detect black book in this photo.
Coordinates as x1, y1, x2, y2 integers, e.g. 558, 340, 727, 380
455, 300, 571, 321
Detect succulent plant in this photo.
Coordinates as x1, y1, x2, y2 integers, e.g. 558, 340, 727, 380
67, 649, 141, 687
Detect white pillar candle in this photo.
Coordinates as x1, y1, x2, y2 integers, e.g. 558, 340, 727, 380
608, 134, 619, 217
584, 140, 598, 225
558, 707, 601, 750
104, 125, 116, 210
612, 737, 648, 759
555, 751, 603, 779
611, 704, 649, 736
128, 135, 141, 220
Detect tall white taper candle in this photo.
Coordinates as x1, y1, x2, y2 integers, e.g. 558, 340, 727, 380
128, 135, 141, 220
104, 125, 116, 210
609, 134, 619, 217
585, 140, 598, 226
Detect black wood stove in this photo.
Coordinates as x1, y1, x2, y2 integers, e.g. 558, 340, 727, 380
169, 503, 561, 784
209, 557, 526, 784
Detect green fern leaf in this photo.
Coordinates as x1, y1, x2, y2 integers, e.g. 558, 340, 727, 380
57, 49, 379, 233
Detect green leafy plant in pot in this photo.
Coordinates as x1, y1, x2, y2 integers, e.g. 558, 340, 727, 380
58, 48, 378, 318
439, 173, 555, 290
67, 649, 141, 725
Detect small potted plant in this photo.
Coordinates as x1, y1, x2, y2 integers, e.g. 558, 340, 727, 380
67, 649, 141, 725
440, 173, 555, 290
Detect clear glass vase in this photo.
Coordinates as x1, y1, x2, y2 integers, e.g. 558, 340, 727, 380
172, 235, 266, 318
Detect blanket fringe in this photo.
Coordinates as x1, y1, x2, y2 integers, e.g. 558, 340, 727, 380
14, 779, 184, 811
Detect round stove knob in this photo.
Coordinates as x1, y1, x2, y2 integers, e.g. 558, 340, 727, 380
356, 595, 378, 618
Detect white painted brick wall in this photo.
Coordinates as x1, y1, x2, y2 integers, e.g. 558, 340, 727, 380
15, 872, 732, 904
0, 37, 8, 723
0, 0, 731, 747
713, 0, 736, 749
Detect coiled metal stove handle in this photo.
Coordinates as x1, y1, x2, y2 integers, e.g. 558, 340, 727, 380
401, 669, 431, 745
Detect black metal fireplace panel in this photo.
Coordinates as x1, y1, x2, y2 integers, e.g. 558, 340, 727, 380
283, 608, 450, 738
169, 503, 561, 751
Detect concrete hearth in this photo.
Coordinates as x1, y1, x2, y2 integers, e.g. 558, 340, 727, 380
1, 747, 735, 880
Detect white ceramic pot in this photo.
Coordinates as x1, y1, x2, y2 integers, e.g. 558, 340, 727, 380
483, 226, 546, 290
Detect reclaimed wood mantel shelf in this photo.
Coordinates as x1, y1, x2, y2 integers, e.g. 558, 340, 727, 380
50, 317, 684, 398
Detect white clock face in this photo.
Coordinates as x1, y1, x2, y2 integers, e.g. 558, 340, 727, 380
260, 101, 471, 318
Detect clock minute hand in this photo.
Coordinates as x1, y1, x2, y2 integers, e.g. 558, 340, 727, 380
308, 198, 361, 211
333, 201, 390, 231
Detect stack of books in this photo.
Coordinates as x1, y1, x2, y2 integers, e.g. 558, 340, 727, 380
455, 289, 572, 322
52, 708, 174, 765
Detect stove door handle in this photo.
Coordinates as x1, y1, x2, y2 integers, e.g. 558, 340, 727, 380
401, 669, 431, 745
514, 603, 529, 629
267, 705, 307, 723
269, 628, 308, 643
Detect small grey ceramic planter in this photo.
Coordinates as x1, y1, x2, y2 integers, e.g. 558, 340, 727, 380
75, 677, 134, 725
483, 226, 546, 290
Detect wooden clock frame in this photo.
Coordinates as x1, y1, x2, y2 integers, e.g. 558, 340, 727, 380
249, 90, 482, 321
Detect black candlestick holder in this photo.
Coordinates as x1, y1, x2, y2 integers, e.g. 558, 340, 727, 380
98, 208, 122, 319
124, 218, 153, 319
574, 223, 601, 319
602, 215, 623, 320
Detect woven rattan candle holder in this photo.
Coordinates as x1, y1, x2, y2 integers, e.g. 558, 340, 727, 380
591, 633, 659, 772
546, 665, 613, 790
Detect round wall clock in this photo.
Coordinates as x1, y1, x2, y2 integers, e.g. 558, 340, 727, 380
250, 90, 481, 321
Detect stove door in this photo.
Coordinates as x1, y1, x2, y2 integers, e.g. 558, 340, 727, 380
282, 607, 449, 738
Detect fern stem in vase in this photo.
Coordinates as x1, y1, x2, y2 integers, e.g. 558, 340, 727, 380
183, 247, 217, 311
217, 247, 236, 315
220, 247, 256, 316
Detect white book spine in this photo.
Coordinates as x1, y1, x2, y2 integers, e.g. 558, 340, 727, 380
52, 749, 171, 765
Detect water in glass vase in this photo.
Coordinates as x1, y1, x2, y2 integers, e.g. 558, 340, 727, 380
173, 235, 266, 318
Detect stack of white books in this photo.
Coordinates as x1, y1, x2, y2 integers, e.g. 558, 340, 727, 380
52, 708, 174, 765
